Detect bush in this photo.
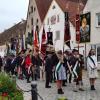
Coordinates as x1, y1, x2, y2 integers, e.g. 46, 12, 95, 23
0, 72, 23, 100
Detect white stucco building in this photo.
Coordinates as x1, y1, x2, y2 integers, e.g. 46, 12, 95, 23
82, 0, 100, 67
39, 0, 87, 51
25, 0, 52, 37
26, 0, 100, 68
38, 0, 100, 68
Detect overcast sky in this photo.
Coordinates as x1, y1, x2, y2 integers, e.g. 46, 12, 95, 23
0, 0, 29, 32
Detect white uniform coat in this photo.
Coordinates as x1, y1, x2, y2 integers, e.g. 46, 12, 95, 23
87, 55, 98, 78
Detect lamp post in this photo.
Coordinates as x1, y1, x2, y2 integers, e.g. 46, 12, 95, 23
48, 26, 51, 32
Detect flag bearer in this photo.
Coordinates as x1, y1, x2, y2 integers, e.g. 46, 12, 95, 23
71, 49, 84, 92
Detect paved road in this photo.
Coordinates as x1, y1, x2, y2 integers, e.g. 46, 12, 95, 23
17, 71, 100, 100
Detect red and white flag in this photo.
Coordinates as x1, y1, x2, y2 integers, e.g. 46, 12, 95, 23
33, 27, 39, 48
76, 14, 80, 43
41, 27, 47, 57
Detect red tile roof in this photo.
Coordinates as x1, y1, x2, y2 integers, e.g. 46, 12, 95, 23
35, 0, 52, 22
35, 0, 87, 26
55, 0, 88, 26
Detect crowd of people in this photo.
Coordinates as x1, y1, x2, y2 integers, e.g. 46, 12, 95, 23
0, 48, 98, 94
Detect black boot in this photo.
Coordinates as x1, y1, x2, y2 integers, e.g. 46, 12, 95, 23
91, 85, 95, 90
58, 89, 64, 94
62, 80, 67, 87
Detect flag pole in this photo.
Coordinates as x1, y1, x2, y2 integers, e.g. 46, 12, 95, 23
78, 0, 80, 54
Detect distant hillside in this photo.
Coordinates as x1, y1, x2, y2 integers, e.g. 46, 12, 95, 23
0, 20, 26, 46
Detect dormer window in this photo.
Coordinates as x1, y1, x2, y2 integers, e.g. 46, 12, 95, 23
31, 6, 33, 13
34, 7, 36, 12
31, 18, 33, 25
52, 5, 56, 9
37, 19, 38, 24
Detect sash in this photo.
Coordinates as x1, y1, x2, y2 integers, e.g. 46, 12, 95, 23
88, 56, 96, 70
67, 61, 72, 74
55, 62, 62, 72
88, 56, 95, 66
73, 61, 78, 78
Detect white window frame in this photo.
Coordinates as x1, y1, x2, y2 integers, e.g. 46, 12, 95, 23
55, 31, 60, 41
96, 13, 100, 27
91, 44, 100, 63
96, 44, 100, 63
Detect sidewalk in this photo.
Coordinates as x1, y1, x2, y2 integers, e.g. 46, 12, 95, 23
17, 71, 100, 100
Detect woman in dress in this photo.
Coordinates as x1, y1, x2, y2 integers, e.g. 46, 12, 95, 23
87, 49, 98, 90
55, 50, 66, 94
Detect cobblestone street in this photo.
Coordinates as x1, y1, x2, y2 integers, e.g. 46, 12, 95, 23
17, 71, 100, 100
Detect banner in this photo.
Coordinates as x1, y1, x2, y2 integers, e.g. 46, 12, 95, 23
64, 12, 71, 48
34, 29, 39, 48
76, 14, 80, 43
80, 12, 91, 43
47, 32, 53, 45
21, 34, 24, 50
41, 27, 47, 56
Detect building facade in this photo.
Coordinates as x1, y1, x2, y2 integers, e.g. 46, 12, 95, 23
25, 0, 52, 37
83, 0, 100, 68
25, 0, 42, 37
39, 0, 87, 51
26, 0, 100, 68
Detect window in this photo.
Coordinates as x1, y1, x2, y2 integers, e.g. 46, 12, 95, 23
52, 5, 56, 9
34, 7, 36, 12
29, 12, 30, 16
96, 13, 100, 27
91, 44, 100, 62
27, 24, 29, 28
31, 18, 33, 25
47, 18, 49, 25
31, 6, 33, 13
51, 15, 56, 25
55, 31, 60, 40
36, 25, 39, 33
97, 46, 100, 62
36, 19, 38, 24
91, 45, 96, 50
57, 15, 60, 22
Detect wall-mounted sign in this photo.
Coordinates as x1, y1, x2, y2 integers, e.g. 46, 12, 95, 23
80, 12, 91, 43
51, 15, 56, 25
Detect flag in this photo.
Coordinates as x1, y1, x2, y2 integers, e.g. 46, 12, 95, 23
16, 36, 20, 55
6, 43, 10, 56
76, 14, 80, 43
41, 27, 47, 56
11, 38, 16, 51
65, 40, 70, 48
47, 32, 53, 45
21, 34, 24, 50
33, 27, 39, 49
42, 27, 46, 44
64, 12, 71, 48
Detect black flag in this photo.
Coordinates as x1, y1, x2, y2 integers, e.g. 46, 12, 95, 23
47, 32, 53, 45
64, 12, 71, 48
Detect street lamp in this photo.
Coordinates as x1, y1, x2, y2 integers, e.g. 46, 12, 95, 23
48, 26, 51, 32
